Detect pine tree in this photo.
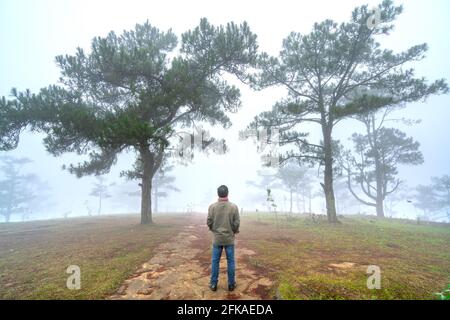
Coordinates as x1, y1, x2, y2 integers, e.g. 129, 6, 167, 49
341, 113, 424, 218
246, 0, 447, 222
0, 19, 258, 224
0, 156, 47, 222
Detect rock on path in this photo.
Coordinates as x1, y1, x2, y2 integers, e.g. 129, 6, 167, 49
108, 224, 273, 300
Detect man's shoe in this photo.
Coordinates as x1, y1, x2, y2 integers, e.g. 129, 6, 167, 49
228, 283, 237, 291
210, 284, 217, 292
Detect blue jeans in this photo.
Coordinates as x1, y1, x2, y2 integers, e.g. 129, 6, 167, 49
210, 245, 235, 286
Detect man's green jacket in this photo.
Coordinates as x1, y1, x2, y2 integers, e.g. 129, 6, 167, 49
207, 200, 240, 246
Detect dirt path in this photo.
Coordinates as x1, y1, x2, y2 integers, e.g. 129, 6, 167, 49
108, 220, 273, 300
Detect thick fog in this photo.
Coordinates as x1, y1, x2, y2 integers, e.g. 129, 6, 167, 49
0, 0, 449, 222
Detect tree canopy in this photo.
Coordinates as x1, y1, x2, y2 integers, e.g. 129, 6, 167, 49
245, 0, 448, 222
0, 18, 258, 224
341, 112, 424, 217
415, 175, 450, 221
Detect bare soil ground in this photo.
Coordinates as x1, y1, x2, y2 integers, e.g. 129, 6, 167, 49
109, 217, 273, 300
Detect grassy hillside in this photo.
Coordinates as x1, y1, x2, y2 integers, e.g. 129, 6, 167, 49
0, 213, 448, 300
0, 214, 186, 299
238, 214, 450, 300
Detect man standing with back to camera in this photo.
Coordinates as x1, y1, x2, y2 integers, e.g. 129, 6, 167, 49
207, 185, 240, 292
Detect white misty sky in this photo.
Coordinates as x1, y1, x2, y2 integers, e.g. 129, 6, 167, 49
0, 0, 449, 220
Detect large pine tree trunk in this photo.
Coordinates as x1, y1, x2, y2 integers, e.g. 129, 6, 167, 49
140, 176, 152, 224
375, 172, 385, 218
374, 167, 385, 218
322, 127, 339, 223
376, 199, 384, 218
374, 162, 385, 218
140, 147, 154, 224
371, 115, 385, 219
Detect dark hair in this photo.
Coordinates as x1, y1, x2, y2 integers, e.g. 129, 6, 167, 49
217, 185, 229, 198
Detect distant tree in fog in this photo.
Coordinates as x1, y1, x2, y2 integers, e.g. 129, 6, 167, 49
296, 171, 315, 214
383, 184, 411, 218
84, 200, 92, 217
90, 176, 114, 215
333, 175, 361, 214
266, 188, 277, 213
246, 171, 279, 189
276, 164, 313, 214
246, 170, 280, 208
433, 176, 450, 218
111, 181, 141, 212
152, 164, 179, 213
414, 175, 450, 221
340, 110, 424, 218
0, 155, 50, 222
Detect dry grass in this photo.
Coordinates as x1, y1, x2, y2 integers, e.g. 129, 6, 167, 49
238, 213, 450, 300
0, 214, 186, 299
0, 212, 448, 300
